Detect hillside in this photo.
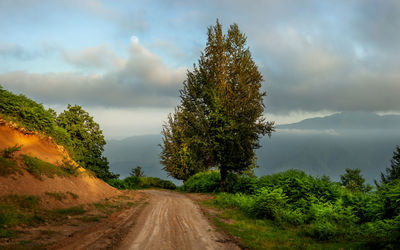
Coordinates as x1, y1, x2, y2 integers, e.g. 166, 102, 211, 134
277, 111, 400, 130
0, 118, 119, 208
105, 112, 400, 183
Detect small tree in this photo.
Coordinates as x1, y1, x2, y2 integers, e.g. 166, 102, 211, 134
57, 104, 118, 181
340, 168, 371, 192
381, 145, 400, 184
130, 166, 145, 178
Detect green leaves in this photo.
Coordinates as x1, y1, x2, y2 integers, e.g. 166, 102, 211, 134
160, 21, 274, 186
56, 105, 118, 181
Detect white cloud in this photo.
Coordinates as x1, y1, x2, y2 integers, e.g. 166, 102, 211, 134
0, 41, 186, 108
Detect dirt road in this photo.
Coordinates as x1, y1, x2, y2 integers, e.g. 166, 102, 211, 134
119, 190, 239, 250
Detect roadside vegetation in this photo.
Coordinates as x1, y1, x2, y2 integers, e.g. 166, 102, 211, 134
108, 167, 176, 190
183, 166, 400, 249
0, 86, 118, 182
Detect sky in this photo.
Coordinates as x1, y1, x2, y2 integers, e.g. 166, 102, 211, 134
0, 0, 399, 139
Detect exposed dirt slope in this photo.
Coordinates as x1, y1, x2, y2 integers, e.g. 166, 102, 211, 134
118, 190, 240, 250
0, 119, 68, 165
0, 119, 119, 208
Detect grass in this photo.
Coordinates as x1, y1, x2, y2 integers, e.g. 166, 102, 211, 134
201, 200, 367, 250
1, 144, 22, 159
67, 192, 79, 199
45, 192, 67, 201
0, 199, 43, 239
22, 155, 70, 180
52, 206, 86, 216
0, 195, 40, 210
0, 156, 22, 177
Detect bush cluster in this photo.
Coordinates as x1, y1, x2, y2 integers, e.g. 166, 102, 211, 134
186, 169, 400, 245
0, 86, 72, 150
107, 176, 176, 190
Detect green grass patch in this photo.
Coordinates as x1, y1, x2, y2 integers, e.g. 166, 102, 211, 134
66, 192, 79, 199
0, 204, 43, 238
59, 160, 80, 177
1, 144, 22, 159
0, 195, 40, 210
92, 201, 120, 214
204, 200, 366, 250
52, 206, 86, 216
22, 155, 70, 180
45, 192, 67, 201
0, 156, 22, 177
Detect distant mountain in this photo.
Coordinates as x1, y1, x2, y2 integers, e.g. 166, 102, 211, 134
103, 134, 172, 182
104, 112, 400, 185
278, 112, 400, 130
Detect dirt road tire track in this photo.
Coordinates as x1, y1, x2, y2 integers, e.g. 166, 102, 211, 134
48, 194, 149, 250
118, 190, 240, 250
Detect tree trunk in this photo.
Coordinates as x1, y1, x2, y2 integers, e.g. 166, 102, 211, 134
220, 168, 227, 192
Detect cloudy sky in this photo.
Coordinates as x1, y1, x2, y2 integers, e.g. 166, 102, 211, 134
1, 0, 399, 139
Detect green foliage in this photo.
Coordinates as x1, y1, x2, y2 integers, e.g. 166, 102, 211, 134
209, 169, 400, 246
59, 159, 80, 177
56, 104, 118, 181
225, 173, 257, 194
0, 86, 72, 151
138, 177, 176, 189
0, 156, 21, 177
381, 145, 400, 184
252, 188, 288, 220
1, 144, 22, 159
0, 195, 41, 238
45, 192, 67, 201
52, 206, 86, 215
22, 155, 72, 180
182, 171, 221, 193
107, 176, 176, 190
340, 168, 371, 193
66, 192, 79, 199
130, 166, 145, 177
160, 21, 274, 188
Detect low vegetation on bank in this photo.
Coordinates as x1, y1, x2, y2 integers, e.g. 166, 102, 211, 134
182, 169, 400, 249
0, 86, 118, 181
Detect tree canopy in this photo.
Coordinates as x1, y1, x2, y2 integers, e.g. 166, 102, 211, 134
57, 104, 118, 181
381, 145, 400, 184
160, 21, 274, 189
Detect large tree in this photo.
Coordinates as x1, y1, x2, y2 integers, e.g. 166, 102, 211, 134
161, 21, 274, 190
57, 104, 118, 181
381, 145, 400, 184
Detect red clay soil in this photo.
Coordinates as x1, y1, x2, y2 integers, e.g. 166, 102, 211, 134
0, 119, 120, 208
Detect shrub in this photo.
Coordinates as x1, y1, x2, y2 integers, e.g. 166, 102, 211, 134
363, 215, 400, 244
107, 179, 128, 189
182, 171, 220, 193
107, 176, 176, 190
45, 192, 67, 201
53, 206, 86, 215
225, 174, 257, 194
22, 155, 69, 180
0, 156, 21, 177
1, 144, 22, 159
214, 192, 255, 214
139, 177, 176, 189
123, 176, 140, 189
306, 220, 338, 240
252, 187, 288, 220
59, 159, 80, 177
0, 86, 73, 156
